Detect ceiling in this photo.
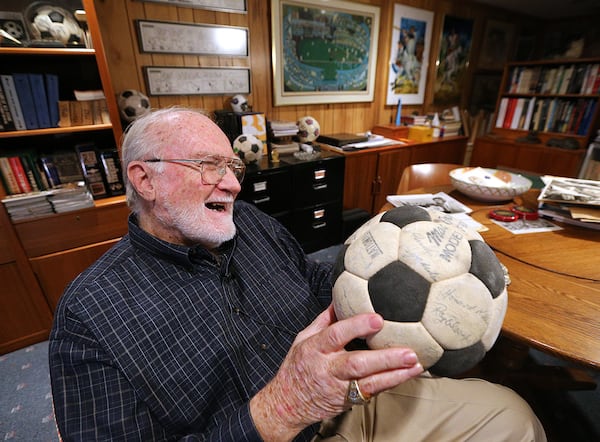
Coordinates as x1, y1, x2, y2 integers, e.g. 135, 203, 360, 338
471, 0, 600, 20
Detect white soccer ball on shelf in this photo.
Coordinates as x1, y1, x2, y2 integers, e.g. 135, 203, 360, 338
332, 205, 508, 377
297, 115, 320, 143
117, 89, 151, 123
230, 94, 249, 113
27, 4, 85, 46
233, 134, 263, 165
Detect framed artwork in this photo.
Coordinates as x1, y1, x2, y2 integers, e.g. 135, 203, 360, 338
138, 0, 246, 13
469, 73, 501, 114
270, 0, 380, 106
0, 11, 29, 46
136, 20, 248, 56
143, 66, 250, 96
478, 19, 515, 70
386, 4, 433, 105
434, 14, 474, 105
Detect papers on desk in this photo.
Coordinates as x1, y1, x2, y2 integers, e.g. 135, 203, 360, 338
489, 217, 563, 234
386, 192, 486, 232
344, 134, 399, 149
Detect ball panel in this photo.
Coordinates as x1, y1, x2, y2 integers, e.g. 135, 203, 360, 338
367, 321, 443, 370
480, 289, 508, 351
380, 205, 432, 228
428, 210, 484, 241
331, 244, 349, 282
332, 271, 374, 321
468, 240, 506, 298
344, 223, 400, 280
344, 213, 384, 245
397, 222, 473, 282
368, 261, 431, 322
423, 274, 493, 349
429, 341, 486, 377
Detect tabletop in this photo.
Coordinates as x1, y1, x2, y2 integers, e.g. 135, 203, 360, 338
381, 185, 600, 370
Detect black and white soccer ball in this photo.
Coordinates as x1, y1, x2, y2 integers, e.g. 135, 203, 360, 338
27, 4, 84, 46
230, 94, 249, 113
297, 115, 320, 143
233, 134, 263, 165
117, 89, 151, 123
332, 205, 508, 377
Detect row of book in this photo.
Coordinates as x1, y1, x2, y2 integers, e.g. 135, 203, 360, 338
0, 73, 59, 131
59, 98, 111, 127
495, 97, 597, 135
0, 144, 124, 204
506, 64, 600, 96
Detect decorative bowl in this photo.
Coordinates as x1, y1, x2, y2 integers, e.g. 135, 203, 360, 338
449, 167, 533, 202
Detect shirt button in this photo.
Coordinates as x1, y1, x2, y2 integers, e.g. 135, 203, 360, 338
233, 307, 241, 314
260, 343, 268, 351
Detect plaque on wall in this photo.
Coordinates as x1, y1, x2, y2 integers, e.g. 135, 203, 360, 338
143, 66, 251, 96
138, 0, 246, 13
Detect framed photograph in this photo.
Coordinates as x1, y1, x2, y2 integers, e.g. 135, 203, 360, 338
143, 66, 250, 96
478, 19, 515, 70
271, 0, 380, 106
386, 4, 434, 105
434, 14, 474, 105
138, 0, 246, 14
0, 11, 29, 46
136, 20, 248, 56
469, 73, 502, 113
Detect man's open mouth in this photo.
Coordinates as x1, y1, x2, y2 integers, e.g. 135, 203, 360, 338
205, 202, 226, 212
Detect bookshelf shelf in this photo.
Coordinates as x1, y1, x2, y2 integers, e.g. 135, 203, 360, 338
0, 123, 112, 139
0, 47, 96, 56
471, 57, 600, 177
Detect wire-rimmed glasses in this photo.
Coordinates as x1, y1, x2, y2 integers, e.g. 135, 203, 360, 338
144, 154, 246, 185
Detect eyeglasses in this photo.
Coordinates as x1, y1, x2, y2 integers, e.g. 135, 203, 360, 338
144, 155, 246, 185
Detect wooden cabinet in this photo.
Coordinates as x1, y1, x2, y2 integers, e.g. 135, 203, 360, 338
0, 0, 123, 352
325, 137, 467, 214
472, 58, 600, 176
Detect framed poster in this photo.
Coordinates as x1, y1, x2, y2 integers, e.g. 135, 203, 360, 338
434, 15, 474, 105
138, 0, 246, 13
478, 19, 515, 70
136, 20, 248, 56
144, 66, 250, 96
271, 0, 380, 106
386, 4, 433, 105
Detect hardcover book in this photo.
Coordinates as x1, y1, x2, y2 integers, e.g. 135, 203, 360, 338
75, 143, 108, 198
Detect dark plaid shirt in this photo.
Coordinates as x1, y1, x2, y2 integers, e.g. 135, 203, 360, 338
49, 201, 333, 441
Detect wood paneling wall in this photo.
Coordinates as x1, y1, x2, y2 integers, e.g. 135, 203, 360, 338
94, 0, 523, 135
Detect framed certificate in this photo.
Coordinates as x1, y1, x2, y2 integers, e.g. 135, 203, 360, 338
143, 66, 251, 96
138, 0, 246, 14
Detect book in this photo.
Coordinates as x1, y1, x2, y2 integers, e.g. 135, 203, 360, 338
12, 73, 39, 129
99, 149, 125, 196
27, 73, 52, 128
0, 74, 27, 130
19, 153, 43, 191
75, 143, 108, 198
80, 100, 94, 125
58, 101, 71, 127
69, 101, 84, 126
495, 97, 509, 128
0, 156, 21, 195
8, 156, 32, 193
52, 151, 84, 183
44, 73, 60, 127
38, 156, 61, 188
317, 133, 369, 146
0, 81, 15, 131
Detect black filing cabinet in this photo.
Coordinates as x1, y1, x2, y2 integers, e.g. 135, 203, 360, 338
238, 150, 345, 253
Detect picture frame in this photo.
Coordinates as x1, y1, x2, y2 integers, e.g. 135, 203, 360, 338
478, 19, 515, 70
386, 4, 434, 105
433, 14, 474, 105
143, 66, 250, 96
137, 0, 246, 14
270, 0, 380, 106
136, 20, 248, 56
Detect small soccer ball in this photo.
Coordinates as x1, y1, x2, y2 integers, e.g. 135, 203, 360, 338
27, 4, 84, 46
233, 134, 263, 165
117, 89, 151, 123
230, 94, 249, 113
332, 205, 508, 377
297, 116, 320, 143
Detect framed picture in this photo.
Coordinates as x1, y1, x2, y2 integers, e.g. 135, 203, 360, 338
270, 0, 380, 106
386, 4, 433, 105
136, 20, 248, 56
143, 66, 250, 96
138, 0, 246, 14
433, 14, 474, 105
469, 73, 501, 114
0, 11, 29, 46
478, 19, 515, 70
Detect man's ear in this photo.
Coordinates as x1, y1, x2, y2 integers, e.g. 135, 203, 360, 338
127, 161, 156, 202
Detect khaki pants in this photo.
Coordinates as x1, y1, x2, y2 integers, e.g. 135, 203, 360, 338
314, 376, 546, 441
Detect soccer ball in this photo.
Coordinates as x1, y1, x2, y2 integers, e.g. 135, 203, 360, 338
26, 4, 85, 46
117, 89, 151, 123
233, 134, 263, 165
230, 94, 249, 113
297, 115, 320, 143
332, 205, 508, 377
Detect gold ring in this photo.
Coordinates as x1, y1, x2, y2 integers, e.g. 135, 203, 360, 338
346, 379, 371, 405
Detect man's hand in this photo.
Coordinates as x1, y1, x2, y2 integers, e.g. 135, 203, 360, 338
250, 304, 423, 441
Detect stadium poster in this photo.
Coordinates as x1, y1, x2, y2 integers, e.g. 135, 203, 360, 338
386, 4, 433, 105
271, 0, 380, 106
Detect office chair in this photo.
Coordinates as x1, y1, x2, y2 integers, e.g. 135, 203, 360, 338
396, 163, 462, 194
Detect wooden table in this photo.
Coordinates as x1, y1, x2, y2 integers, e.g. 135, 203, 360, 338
381, 186, 600, 376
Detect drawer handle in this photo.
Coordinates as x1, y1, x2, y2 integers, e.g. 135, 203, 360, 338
312, 222, 327, 230
314, 169, 326, 180
253, 181, 267, 192
253, 196, 271, 204
313, 183, 327, 191
313, 208, 325, 219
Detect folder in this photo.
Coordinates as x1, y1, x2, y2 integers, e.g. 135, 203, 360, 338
12, 73, 39, 129
27, 73, 52, 128
44, 73, 60, 127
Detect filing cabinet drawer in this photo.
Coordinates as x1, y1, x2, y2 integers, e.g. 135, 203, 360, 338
289, 155, 345, 208
238, 167, 292, 214
291, 200, 342, 253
